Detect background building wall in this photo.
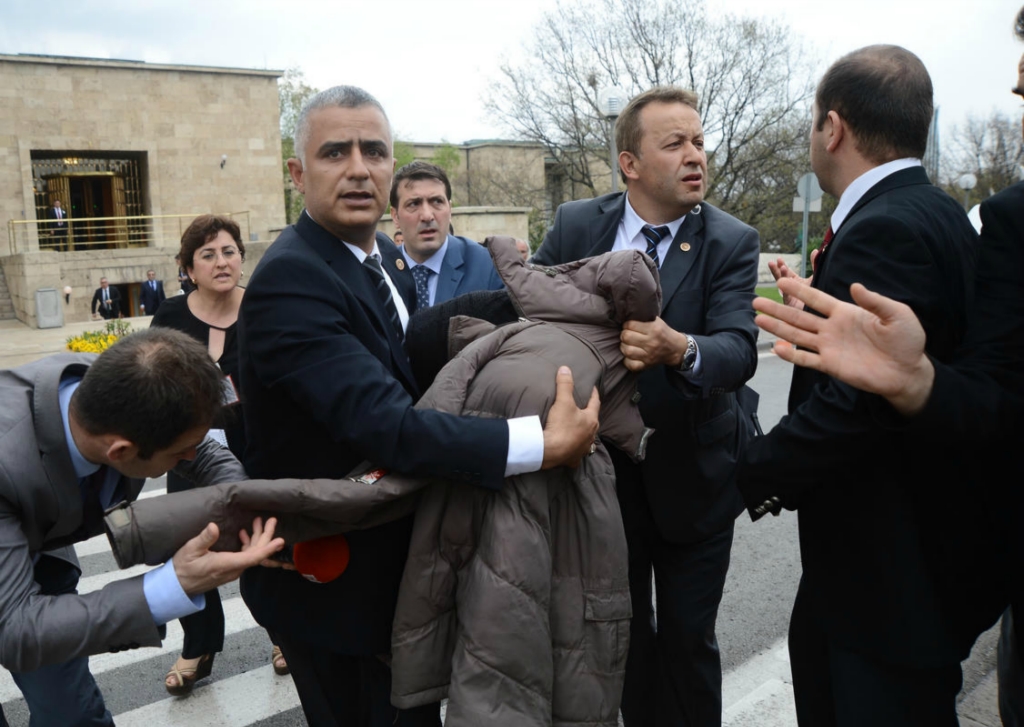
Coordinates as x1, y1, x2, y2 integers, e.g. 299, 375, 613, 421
0, 55, 285, 252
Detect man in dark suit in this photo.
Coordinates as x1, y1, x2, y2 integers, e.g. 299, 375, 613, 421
737, 45, 980, 725
748, 21, 1024, 724
139, 269, 166, 316
532, 86, 760, 726
391, 161, 503, 310
237, 85, 599, 726
91, 277, 121, 320
47, 198, 68, 250
0, 328, 282, 727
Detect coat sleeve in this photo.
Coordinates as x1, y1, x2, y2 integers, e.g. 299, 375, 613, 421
104, 469, 425, 568
913, 189, 1024, 435
170, 437, 247, 487
243, 247, 509, 488
0, 463, 161, 672
671, 222, 760, 398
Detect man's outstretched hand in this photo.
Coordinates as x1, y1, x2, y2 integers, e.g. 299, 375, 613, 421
542, 366, 600, 470
173, 517, 286, 596
754, 278, 934, 416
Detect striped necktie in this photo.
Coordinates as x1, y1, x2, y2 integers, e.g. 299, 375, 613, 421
641, 224, 671, 267
362, 255, 404, 341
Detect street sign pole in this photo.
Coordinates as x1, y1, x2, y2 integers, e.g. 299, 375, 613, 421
801, 175, 811, 276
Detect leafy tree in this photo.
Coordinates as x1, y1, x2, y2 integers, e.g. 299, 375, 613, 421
486, 0, 817, 249
279, 68, 319, 224
393, 141, 417, 170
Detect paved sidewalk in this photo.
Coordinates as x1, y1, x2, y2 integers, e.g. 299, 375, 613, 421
0, 315, 150, 369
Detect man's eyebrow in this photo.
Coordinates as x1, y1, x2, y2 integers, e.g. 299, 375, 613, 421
317, 140, 352, 156
1013, 86, 1024, 97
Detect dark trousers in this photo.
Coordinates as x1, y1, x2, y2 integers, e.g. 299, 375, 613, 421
274, 633, 441, 727
2, 555, 113, 727
168, 471, 226, 658
616, 470, 734, 727
1000, 607, 1024, 726
788, 579, 963, 727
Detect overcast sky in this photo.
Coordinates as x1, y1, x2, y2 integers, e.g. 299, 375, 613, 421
2, 0, 1021, 147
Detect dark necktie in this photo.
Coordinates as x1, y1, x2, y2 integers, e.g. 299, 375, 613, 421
151, 281, 156, 291
411, 265, 432, 310
641, 224, 671, 267
362, 255, 404, 341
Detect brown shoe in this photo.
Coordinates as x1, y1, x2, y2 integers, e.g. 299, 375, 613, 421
271, 645, 289, 676
164, 653, 215, 696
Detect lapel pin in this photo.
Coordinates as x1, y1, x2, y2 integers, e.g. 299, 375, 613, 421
680, 242, 691, 252
396, 259, 405, 271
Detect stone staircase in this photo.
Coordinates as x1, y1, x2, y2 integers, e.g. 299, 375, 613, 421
0, 267, 16, 320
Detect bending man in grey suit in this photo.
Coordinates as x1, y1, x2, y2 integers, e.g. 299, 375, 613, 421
0, 328, 284, 727
391, 161, 504, 310
532, 86, 760, 726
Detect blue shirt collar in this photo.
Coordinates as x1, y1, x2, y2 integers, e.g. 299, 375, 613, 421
401, 236, 449, 275
58, 377, 100, 479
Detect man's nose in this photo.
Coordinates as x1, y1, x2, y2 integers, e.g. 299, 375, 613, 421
346, 149, 370, 179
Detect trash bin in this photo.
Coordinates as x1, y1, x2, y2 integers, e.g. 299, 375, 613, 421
35, 287, 64, 329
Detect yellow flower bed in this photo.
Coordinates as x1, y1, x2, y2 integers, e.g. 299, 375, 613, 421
66, 320, 133, 354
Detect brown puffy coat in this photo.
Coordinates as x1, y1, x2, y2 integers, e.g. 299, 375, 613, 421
104, 238, 661, 725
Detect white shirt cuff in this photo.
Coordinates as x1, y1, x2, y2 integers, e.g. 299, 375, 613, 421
677, 343, 704, 384
504, 416, 544, 477
143, 560, 205, 626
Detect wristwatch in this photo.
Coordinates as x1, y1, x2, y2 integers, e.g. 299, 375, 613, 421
678, 335, 698, 373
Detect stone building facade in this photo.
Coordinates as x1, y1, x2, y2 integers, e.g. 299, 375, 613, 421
0, 54, 285, 326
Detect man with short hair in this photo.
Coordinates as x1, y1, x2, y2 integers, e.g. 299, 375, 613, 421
514, 238, 530, 261
738, 45, 979, 724
750, 16, 1024, 723
0, 327, 283, 727
238, 85, 599, 725
90, 277, 121, 320
532, 85, 760, 726
390, 161, 503, 310
139, 269, 166, 316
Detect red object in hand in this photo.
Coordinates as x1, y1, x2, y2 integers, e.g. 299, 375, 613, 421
292, 533, 351, 584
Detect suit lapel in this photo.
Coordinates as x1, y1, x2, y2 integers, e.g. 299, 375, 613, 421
586, 195, 626, 257
436, 236, 465, 303
657, 207, 705, 310
32, 357, 90, 541
815, 167, 931, 284
297, 215, 418, 393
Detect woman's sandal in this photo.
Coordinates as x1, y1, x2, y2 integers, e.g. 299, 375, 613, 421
164, 653, 215, 696
271, 645, 289, 676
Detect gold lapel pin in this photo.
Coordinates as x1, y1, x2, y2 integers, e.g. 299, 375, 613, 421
680, 242, 691, 252
396, 259, 405, 271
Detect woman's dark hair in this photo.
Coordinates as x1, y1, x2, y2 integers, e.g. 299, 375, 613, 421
179, 214, 245, 270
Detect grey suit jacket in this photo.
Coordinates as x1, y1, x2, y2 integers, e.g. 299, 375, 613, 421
0, 353, 244, 672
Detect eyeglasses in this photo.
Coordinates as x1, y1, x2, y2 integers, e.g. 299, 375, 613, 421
196, 247, 240, 263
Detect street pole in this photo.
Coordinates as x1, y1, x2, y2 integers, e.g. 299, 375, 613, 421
610, 120, 618, 193
800, 175, 811, 277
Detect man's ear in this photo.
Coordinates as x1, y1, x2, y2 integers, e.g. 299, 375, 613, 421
618, 150, 641, 181
825, 110, 844, 153
104, 437, 136, 464
286, 158, 305, 194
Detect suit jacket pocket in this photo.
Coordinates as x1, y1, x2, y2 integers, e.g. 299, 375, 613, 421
696, 405, 737, 446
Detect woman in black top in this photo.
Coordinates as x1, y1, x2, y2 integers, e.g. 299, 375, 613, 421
152, 214, 288, 694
